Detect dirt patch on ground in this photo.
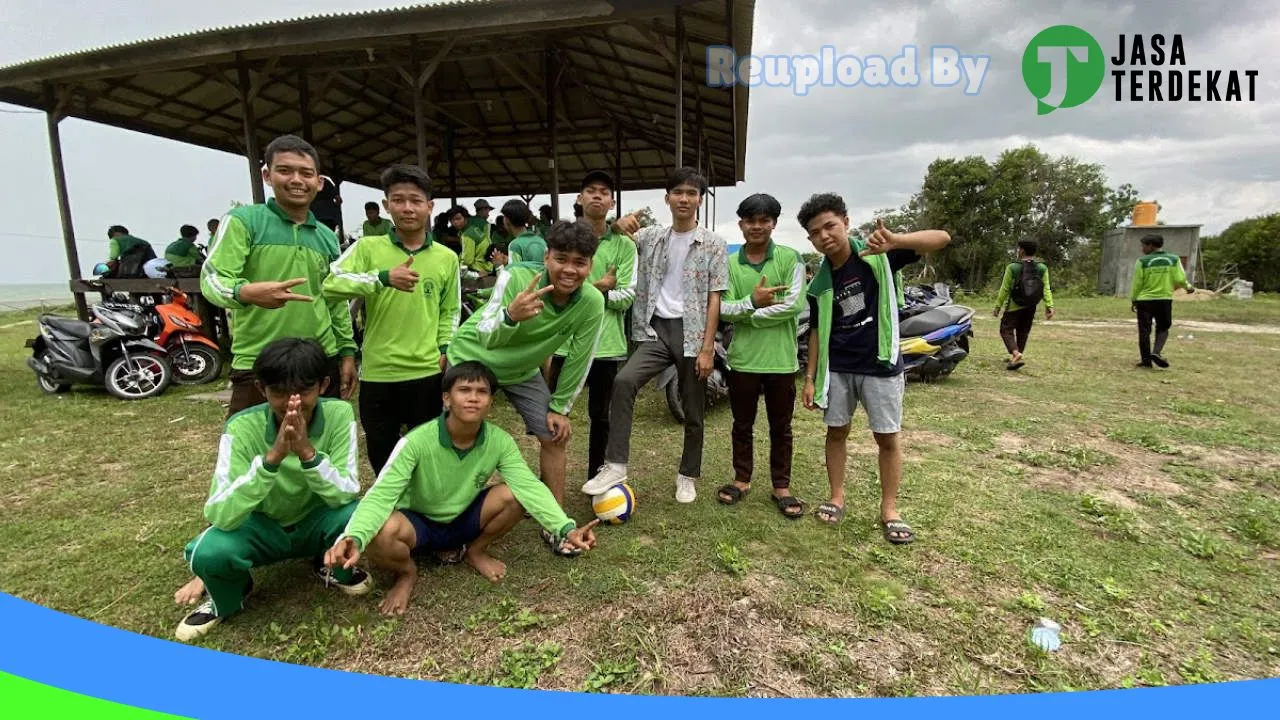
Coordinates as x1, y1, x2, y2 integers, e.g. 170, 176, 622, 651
1051, 320, 1280, 335
910, 430, 956, 449
1000, 433, 1185, 506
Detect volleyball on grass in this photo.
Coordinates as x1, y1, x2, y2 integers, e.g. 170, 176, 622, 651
591, 483, 635, 524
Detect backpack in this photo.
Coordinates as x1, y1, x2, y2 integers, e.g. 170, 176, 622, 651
1011, 260, 1044, 307
115, 241, 157, 279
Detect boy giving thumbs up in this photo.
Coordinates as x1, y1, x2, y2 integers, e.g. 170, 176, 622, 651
323, 164, 461, 474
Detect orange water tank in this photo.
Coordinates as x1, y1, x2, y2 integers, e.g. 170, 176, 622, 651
1132, 201, 1158, 226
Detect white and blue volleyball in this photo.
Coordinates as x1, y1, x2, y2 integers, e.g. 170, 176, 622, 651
592, 483, 635, 525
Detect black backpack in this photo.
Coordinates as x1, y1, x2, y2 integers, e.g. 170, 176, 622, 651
1011, 260, 1044, 307
115, 241, 157, 278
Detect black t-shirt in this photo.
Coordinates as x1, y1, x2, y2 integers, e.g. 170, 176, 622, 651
810, 248, 919, 376
311, 176, 342, 225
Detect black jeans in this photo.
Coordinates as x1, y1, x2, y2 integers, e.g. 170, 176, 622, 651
999, 306, 1037, 354
547, 356, 621, 479
358, 375, 444, 475
1135, 299, 1173, 362
727, 371, 796, 489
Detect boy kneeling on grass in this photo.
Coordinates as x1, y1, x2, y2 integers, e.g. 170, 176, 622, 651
177, 338, 370, 642
798, 193, 951, 544
324, 361, 600, 616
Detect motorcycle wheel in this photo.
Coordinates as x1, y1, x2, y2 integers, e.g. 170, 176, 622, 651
959, 335, 970, 353
35, 356, 71, 394
104, 352, 172, 400
665, 379, 686, 424
169, 344, 223, 385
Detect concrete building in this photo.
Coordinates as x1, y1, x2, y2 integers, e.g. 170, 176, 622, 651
1098, 224, 1202, 297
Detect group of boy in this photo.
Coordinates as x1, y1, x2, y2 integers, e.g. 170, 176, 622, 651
176, 131, 965, 642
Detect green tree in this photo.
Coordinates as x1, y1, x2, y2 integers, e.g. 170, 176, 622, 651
1202, 213, 1280, 292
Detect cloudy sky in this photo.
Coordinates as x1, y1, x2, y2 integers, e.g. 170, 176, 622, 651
0, 0, 1277, 286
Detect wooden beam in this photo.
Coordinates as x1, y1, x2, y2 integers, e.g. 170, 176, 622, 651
615, 123, 624, 214
236, 54, 265, 204
546, 43, 560, 216
410, 40, 428, 168
675, 7, 685, 169
298, 66, 314, 144
417, 38, 457, 89
44, 83, 89, 320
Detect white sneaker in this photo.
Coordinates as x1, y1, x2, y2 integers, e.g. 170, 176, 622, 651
582, 463, 627, 495
675, 474, 697, 503
175, 598, 221, 642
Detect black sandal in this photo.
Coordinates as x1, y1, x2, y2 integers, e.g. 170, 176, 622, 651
815, 502, 845, 525
772, 494, 806, 519
882, 520, 916, 545
541, 529, 582, 558
717, 484, 749, 505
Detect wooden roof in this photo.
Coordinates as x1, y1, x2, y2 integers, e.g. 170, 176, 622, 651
0, 0, 755, 196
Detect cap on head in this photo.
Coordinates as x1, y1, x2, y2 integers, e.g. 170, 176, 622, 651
580, 170, 615, 192
474, 199, 494, 211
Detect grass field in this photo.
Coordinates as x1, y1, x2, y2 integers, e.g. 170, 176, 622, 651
1, 294, 1277, 697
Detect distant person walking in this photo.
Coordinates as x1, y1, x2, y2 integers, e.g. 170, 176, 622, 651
993, 240, 1055, 371
1131, 234, 1194, 369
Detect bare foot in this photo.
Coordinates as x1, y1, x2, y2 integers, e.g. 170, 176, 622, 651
174, 577, 205, 606
379, 574, 417, 616
465, 547, 507, 583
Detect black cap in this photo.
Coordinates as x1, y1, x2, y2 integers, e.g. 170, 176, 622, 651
474, 198, 493, 210
580, 170, 615, 192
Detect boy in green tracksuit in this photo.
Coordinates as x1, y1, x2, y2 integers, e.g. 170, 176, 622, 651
325, 362, 600, 615
324, 165, 461, 475
175, 338, 371, 642
547, 171, 637, 480
504, 199, 548, 267
799, 193, 951, 544
362, 201, 394, 238
201, 134, 357, 415
993, 240, 1056, 370
165, 225, 203, 268
716, 194, 807, 518
447, 221, 605, 555
1131, 234, 1194, 368
461, 200, 494, 275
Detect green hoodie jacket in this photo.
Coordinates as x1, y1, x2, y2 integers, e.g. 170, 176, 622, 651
461, 219, 493, 274
201, 200, 356, 370
447, 264, 605, 414
805, 236, 903, 408
507, 230, 548, 267
720, 242, 806, 374
202, 398, 361, 531
323, 231, 460, 382
1131, 251, 1188, 301
555, 230, 637, 360
342, 416, 576, 550
995, 260, 1055, 312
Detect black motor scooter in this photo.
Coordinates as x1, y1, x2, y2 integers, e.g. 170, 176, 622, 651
26, 302, 173, 400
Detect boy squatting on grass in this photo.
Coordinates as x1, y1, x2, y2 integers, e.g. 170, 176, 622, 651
325, 361, 600, 616
799, 193, 951, 544
176, 338, 371, 642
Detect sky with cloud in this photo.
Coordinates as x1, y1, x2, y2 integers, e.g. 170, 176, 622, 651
0, 0, 1276, 284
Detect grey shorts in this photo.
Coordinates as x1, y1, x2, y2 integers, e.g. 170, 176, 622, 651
500, 373, 553, 440
823, 372, 904, 433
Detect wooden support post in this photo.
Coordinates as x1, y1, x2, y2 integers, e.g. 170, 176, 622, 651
614, 124, 624, 214
446, 127, 458, 207
410, 41, 429, 168
675, 7, 686, 169
236, 54, 265, 204
44, 84, 89, 321
298, 66, 314, 144
546, 43, 561, 217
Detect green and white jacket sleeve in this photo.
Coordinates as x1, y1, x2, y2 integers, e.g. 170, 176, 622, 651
203, 428, 277, 531
604, 240, 638, 312
749, 262, 806, 327
550, 303, 605, 414
200, 215, 250, 310
342, 437, 415, 551
496, 434, 575, 539
438, 260, 462, 353
719, 269, 757, 322
323, 240, 383, 300
994, 264, 1015, 309
474, 268, 524, 349
300, 404, 361, 508
1041, 265, 1055, 308
1130, 259, 1145, 301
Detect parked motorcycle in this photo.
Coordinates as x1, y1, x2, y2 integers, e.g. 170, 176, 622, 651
26, 302, 173, 400
797, 283, 974, 382
147, 287, 223, 384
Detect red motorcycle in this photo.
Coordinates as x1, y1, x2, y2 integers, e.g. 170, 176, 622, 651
149, 287, 223, 385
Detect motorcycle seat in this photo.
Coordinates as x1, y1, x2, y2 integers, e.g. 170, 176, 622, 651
41, 315, 92, 339
899, 305, 972, 337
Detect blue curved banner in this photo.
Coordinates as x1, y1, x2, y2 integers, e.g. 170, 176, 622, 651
0, 592, 1273, 718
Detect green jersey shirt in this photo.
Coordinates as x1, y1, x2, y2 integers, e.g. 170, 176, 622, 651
323, 231, 461, 382
720, 242, 806, 374
461, 220, 493, 274
1131, 251, 1188, 301
507, 230, 548, 266
201, 200, 356, 370
555, 230, 637, 360
202, 398, 361, 531
447, 264, 605, 414
108, 234, 150, 261
362, 218, 394, 238
165, 238, 201, 268
341, 416, 576, 550
995, 261, 1055, 311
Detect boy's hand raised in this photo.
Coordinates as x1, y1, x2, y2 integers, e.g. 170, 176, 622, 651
594, 265, 618, 292
238, 278, 313, 309
564, 519, 600, 551
388, 256, 420, 292
325, 537, 362, 570
859, 218, 897, 257
612, 213, 640, 236
506, 272, 554, 322
751, 275, 789, 308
